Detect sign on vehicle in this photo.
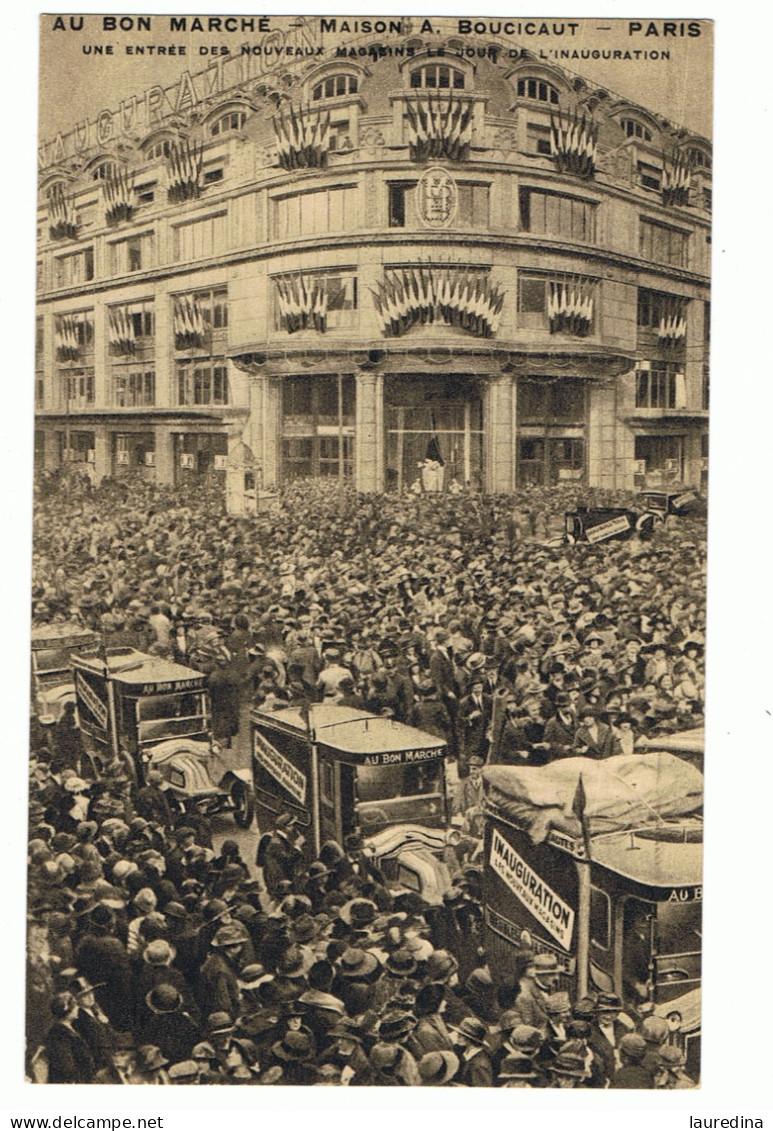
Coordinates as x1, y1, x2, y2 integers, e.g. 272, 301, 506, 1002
490, 829, 575, 949
74, 670, 108, 729
584, 514, 631, 543
254, 730, 307, 804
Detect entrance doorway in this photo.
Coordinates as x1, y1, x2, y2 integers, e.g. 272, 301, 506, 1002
385, 375, 484, 492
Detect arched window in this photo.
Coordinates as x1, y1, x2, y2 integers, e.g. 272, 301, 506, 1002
144, 138, 172, 160
621, 118, 652, 141
410, 64, 465, 90
210, 109, 247, 136
687, 147, 711, 170
312, 73, 358, 101
516, 77, 559, 104
92, 161, 119, 181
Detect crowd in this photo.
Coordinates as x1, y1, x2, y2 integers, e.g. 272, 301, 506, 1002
27, 475, 706, 1086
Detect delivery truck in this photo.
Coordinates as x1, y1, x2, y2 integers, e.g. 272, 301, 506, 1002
482, 752, 703, 1078
251, 703, 453, 904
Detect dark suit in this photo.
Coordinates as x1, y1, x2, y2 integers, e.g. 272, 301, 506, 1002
574, 721, 616, 759
46, 1021, 96, 1084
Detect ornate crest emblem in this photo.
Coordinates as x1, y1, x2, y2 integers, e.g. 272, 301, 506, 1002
417, 166, 458, 228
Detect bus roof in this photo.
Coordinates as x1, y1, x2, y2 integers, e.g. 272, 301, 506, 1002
590, 827, 703, 890
31, 623, 99, 649
637, 728, 704, 755
73, 648, 205, 688
252, 703, 447, 755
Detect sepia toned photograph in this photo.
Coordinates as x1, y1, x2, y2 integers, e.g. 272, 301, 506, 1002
27, 14, 711, 1089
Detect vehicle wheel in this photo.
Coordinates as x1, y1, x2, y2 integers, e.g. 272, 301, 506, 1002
231, 780, 255, 828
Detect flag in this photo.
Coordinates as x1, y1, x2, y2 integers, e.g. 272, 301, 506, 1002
572, 773, 593, 860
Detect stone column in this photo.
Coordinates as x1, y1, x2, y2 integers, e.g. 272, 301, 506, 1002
587, 382, 618, 488
154, 424, 175, 486
487, 372, 516, 493
92, 425, 110, 484
355, 369, 384, 492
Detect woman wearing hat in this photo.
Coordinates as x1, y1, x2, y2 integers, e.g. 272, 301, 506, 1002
449, 1016, 493, 1087
139, 984, 202, 1065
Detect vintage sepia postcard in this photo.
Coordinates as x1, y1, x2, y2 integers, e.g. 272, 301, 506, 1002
27, 13, 713, 1091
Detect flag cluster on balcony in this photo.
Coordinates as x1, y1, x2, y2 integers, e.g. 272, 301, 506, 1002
275, 274, 349, 334
405, 96, 473, 162
107, 307, 137, 356
48, 184, 78, 241
102, 168, 136, 226
54, 315, 82, 361
662, 152, 692, 207
550, 110, 598, 178
372, 265, 505, 339
274, 105, 331, 171
548, 279, 595, 337
166, 140, 204, 203
657, 298, 687, 344
173, 294, 205, 349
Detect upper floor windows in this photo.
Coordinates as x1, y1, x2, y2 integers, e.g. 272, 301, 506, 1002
54, 247, 94, 288
312, 73, 358, 101
272, 185, 357, 240
516, 77, 559, 104
519, 187, 597, 243
172, 212, 227, 262
92, 161, 119, 181
210, 110, 246, 136
686, 146, 711, 170
144, 138, 172, 161
621, 118, 652, 141
410, 64, 465, 90
108, 231, 155, 275
639, 218, 689, 268
638, 160, 662, 192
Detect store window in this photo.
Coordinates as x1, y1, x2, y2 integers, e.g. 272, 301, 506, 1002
515, 76, 559, 104
272, 185, 357, 239
410, 64, 465, 89
108, 231, 155, 274
172, 212, 227, 262
519, 187, 596, 242
312, 73, 358, 100
518, 378, 585, 423
634, 435, 684, 482
282, 374, 355, 482
639, 218, 689, 268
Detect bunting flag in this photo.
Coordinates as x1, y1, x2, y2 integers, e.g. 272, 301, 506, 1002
48, 183, 78, 241
107, 306, 137, 355
102, 167, 136, 226
54, 314, 82, 361
276, 273, 331, 333
371, 263, 505, 339
405, 94, 473, 162
166, 139, 204, 203
548, 277, 595, 337
662, 151, 692, 207
173, 293, 206, 349
657, 296, 687, 344
549, 108, 598, 178
273, 104, 331, 171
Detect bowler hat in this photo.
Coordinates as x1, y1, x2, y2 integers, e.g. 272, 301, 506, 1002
271, 1030, 315, 1063
211, 923, 248, 949
146, 984, 183, 1015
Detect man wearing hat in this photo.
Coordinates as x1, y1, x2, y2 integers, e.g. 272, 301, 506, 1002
574, 707, 616, 759
134, 1043, 171, 1084
449, 1016, 493, 1087
452, 757, 485, 834
92, 1032, 146, 1085
542, 694, 578, 760
511, 953, 561, 1031
139, 984, 202, 1065
418, 1049, 460, 1086
497, 1052, 539, 1087
457, 676, 492, 777
70, 975, 115, 1072
198, 923, 248, 1019
544, 1041, 589, 1088
45, 991, 97, 1084
614, 1032, 652, 1088
261, 814, 304, 899
653, 1044, 696, 1089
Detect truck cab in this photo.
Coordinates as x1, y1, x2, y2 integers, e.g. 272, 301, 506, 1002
251, 703, 452, 903
31, 623, 100, 724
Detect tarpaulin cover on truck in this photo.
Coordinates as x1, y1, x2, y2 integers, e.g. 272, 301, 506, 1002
483, 752, 703, 844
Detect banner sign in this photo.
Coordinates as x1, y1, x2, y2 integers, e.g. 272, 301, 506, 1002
74, 669, 109, 729
361, 747, 443, 767
489, 829, 575, 949
254, 729, 307, 804
585, 514, 631, 543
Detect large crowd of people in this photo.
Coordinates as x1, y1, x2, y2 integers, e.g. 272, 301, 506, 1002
27, 474, 705, 1086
